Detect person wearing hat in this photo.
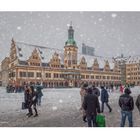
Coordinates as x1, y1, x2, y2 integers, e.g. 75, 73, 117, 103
82, 87, 100, 127
118, 88, 134, 127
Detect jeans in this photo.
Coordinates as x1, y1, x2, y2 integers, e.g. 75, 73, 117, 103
37, 97, 42, 106
101, 102, 112, 112
87, 115, 97, 127
120, 111, 133, 127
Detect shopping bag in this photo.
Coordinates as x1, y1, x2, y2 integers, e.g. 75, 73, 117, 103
96, 114, 106, 127
22, 102, 28, 110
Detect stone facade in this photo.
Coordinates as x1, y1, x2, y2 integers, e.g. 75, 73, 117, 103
0, 24, 121, 87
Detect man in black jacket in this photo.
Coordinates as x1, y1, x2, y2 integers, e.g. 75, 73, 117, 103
82, 87, 100, 127
119, 88, 134, 127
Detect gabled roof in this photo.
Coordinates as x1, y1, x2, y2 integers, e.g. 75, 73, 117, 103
78, 54, 115, 69
126, 56, 140, 64
14, 41, 115, 69
15, 42, 64, 64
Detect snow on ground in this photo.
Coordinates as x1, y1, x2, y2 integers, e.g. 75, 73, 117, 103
0, 87, 140, 127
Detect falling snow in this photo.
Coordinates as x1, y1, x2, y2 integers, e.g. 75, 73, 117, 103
17, 26, 21, 30
111, 13, 117, 18
0, 12, 140, 62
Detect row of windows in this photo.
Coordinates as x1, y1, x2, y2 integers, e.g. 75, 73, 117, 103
127, 68, 140, 71
30, 62, 40, 66
19, 72, 41, 78
81, 75, 120, 80
127, 72, 140, 75
127, 77, 140, 80
19, 72, 121, 80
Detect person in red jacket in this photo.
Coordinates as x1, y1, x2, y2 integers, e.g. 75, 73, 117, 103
120, 85, 124, 94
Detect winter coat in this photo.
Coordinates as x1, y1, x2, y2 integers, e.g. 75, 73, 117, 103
82, 93, 100, 117
25, 89, 37, 105
136, 94, 140, 112
101, 88, 109, 103
92, 87, 100, 97
36, 86, 43, 97
119, 93, 134, 111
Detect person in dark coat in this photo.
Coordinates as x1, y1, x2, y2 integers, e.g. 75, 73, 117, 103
25, 86, 38, 117
100, 86, 112, 113
92, 85, 100, 97
36, 83, 43, 106
119, 88, 134, 127
82, 87, 100, 127
136, 94, 140, 113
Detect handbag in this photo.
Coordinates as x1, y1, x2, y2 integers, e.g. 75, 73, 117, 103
22, 102, 28, 110
96, 114, 106, 127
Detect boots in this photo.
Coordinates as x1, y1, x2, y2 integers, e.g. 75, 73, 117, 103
83, 115, 87, 122
34, 114, 38, 117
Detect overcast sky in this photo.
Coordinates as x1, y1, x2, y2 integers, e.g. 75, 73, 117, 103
0, 12, 140, 61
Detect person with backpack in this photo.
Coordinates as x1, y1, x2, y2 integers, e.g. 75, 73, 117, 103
118, 88, 134, 127
100, 86, 112, 113
82, 87, 100, 127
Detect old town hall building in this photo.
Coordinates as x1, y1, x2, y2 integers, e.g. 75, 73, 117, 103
0, 24, 121, 87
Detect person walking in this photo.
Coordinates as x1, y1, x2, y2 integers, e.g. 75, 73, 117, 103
36, 83, 43, 106
119, 88, 134, 127
80, 83, 88, 122
82, 87, 100, 127
26, 86, 38, 117
120, 85, 124, 94
100, 86, 112, 113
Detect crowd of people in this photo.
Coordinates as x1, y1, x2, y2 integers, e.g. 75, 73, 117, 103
4, 81, 140, 127
6, 84, 24, 93
80, 83, 140, 127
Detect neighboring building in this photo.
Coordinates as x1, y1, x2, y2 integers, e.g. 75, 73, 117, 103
113, 54, 130, 85
1, 57, 10, 86
82, 43, 95, 56
126, 56, 140, 85
0, 24, 121, 87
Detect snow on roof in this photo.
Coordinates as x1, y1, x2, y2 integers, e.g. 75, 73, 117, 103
78, 54, 115, 69
15, 42, 115, 69
15, 42, 64, 63
126, 56, 140, 64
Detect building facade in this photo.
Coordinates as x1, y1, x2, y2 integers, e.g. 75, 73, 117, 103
0, 24, 121, 87
126, 56, 140, 85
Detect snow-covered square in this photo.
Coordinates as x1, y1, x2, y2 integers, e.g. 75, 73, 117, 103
0, 87, 140, 127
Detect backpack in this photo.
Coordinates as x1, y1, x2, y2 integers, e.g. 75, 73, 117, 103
96, 114, 106, 127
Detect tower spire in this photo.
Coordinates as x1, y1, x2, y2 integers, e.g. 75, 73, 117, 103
65, 22, 77, 47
